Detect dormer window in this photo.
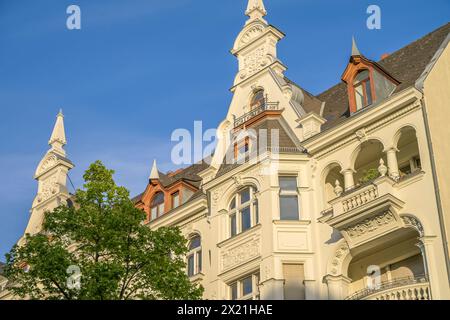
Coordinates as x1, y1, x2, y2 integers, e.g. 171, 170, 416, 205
342, 39, 400, 114
353, 70, 373, 111
150, 192, 165, 220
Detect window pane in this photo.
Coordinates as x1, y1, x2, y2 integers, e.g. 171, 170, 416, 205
151, 192, 164, 206
241, 206, 251, 232
355, 70, 370, 83
242, 276, 253, 296
231, 283, 238, 300
240, 188, 251, 204
279, 177, 297, 191
172, 192, 180, 208
355, 84, 364, 110
189, 236, 201, 250
230, 198, 236, 210
197, 251, 202, 273
365, 81, 373, 105
151, 207, 157, 220
280, 196, 299, 220
230, 214, 237, 237
158, 203, 165, 215
187, 255, 195, 277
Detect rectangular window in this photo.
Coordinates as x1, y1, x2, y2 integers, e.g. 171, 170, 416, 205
172, 192, 180, 209
279, 176, 300, 220
229, 273, 260, 300
242, 276, 253, 297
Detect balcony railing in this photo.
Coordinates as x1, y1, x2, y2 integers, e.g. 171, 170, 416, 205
345, 275, 431, 300
234, 101, 280, 128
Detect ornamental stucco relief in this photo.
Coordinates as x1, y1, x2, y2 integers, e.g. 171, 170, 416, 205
37, 175, 59, 203
221, 238, 260, 271
344, 211, 395, 239
238, 24, 265, 48
37, 154, 58, 176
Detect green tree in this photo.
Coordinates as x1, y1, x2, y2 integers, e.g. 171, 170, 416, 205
4, 161, 203, 300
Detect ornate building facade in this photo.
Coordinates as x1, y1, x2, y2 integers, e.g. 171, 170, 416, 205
2, 0, 450, 300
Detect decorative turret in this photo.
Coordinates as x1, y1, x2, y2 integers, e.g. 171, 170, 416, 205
231, 0, 286, 86
351, 36, 361, 57
48, 109, 67, 156
23, 110, 74, 237
149, 160, 160, 181
245, 0, 267, 23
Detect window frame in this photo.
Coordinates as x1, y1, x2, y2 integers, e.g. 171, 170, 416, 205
228, 186, 259, 238
229, 273, 260, 300
171, 191, 180, 210
150, 192, 165, 220
187, 235, 202, 277
279, 176, 300, 221
353, 70, 373, 111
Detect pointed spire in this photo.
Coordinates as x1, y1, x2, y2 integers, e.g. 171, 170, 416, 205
48, 109, 67, 155
351, 36, 361, 56
149, 160, 160, 181
245, 0, 267, 21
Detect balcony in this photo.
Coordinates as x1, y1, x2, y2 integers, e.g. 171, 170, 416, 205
233, 100, 280, 128
345, 275, 431, 300
319, 176, 407, 250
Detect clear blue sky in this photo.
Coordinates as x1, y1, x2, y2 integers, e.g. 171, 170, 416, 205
0, 0, 448, 261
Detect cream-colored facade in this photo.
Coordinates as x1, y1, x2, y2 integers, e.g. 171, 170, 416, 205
1, 0, 449, 300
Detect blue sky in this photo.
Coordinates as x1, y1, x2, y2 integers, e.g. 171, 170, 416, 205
0, 0, 448, 261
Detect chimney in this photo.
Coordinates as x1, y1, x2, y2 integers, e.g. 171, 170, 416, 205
381, 53, 390, 60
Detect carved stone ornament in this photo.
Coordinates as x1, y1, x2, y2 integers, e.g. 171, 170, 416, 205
37, 175, 59, 203
345, 211, 395, 239
330, 242, 350, 275
355, 128, 368, 142
240, 47, 270, 79
37, 154, 58, 176
402, 215, 424, 237
238, 24, 265, 48
222, 238, 260, 270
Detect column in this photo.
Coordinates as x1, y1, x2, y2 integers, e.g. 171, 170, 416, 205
416, 236, 442, 299
342, 169, 355, 191
324, 275, 352, 300
386, 148, 400, 179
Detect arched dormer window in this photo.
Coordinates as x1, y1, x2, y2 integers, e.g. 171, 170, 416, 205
250, 89, 265, 110
229, 186, 259, 238
342, 48, 399, 114
187, 235, 202, 277
353, 70, 373, 111
150, 192, 165, 220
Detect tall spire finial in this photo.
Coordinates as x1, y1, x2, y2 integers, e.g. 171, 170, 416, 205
48, 109, 67, 155
149, 160, 160, 181
245, 0, 267, 21
352, 36, 361, 56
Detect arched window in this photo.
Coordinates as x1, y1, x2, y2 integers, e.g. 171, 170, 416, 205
150, 192, 165, 220
250, 89, 265, 110
229, 186, 259, 238
353, 70, 373, 111
187, 235, 202, 277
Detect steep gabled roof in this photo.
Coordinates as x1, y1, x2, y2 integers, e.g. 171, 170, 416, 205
318, 22, 450, 130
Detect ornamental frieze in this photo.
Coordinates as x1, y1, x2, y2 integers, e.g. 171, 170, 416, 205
344, 211, 395, 239
221, 237, 260, 271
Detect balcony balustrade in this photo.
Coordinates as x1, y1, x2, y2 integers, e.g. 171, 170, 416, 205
346, 275, 431, 300
233, 100, 280, 128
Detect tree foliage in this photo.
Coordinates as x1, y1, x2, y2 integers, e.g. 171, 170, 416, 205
4, 161, 203, 300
